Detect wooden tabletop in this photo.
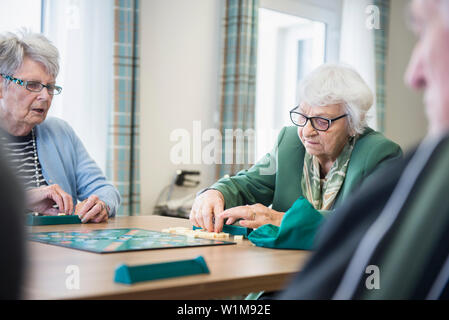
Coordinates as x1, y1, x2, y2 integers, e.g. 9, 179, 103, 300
23, 215, 310, 300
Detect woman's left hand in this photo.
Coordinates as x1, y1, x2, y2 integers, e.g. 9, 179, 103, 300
75, 195, 109, 223
218, 203, 284, 229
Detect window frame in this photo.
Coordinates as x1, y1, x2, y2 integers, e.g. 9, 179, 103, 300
254, 0, 343, 160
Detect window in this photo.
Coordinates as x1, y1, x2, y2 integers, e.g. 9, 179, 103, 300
255, 0, 342, 159
0, 0, 113, 174
0, 0, 41, 32
42, 0, 113, 174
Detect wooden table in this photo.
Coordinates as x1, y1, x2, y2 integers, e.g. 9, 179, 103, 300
24, 216, 310, 300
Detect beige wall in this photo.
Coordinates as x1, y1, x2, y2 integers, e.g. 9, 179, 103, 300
139, 0, 222, 215
384, 0, 427, 151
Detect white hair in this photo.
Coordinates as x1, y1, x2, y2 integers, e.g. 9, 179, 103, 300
0, 29, 59, 86
297, 63, 374, 135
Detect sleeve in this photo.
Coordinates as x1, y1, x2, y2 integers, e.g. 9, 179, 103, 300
68, 126, 121, 217
210, 127, 287, 209
363, 139, 403, 184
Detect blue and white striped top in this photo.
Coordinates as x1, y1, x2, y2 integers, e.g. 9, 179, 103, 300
0, 129, 47, 190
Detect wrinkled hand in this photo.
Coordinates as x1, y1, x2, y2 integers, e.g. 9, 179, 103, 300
75, 195, 109, 223
189, 189, 225, 232
26, 184, 74, 215
218, 203, 284, 229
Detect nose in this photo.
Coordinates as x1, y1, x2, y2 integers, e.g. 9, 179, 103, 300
405, 42, 426, 90
37, 87, 52, 101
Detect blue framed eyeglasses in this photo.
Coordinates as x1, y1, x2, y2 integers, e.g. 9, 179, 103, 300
1, 73, 62, 95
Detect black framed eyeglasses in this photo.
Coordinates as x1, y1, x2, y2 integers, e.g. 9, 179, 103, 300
1, 73, 62, 95
289, 106, 348, 132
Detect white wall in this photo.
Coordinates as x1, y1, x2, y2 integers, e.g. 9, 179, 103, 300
384, 0, 427, 150
139, 0, 222, 215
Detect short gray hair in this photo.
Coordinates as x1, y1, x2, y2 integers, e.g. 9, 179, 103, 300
298, 63, 374, 135
0, 30, 59, 86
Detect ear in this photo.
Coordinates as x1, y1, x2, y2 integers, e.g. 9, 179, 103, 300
346, 122, 356, 137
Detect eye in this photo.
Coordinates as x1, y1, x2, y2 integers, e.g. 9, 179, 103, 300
314, 118, 329, 129
290, 113, 307, 126
46, 85, 56, 94
296, 114, 308, 125
26, 81, 43, 91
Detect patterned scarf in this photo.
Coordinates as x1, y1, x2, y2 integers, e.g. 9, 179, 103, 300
301, 137, 356, 211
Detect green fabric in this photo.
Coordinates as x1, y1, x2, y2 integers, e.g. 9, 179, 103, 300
246, 197, 322, 301
302, 136, 356, 210
211, 126, 402, 213
248, 197, 324, 250
361, 140, 449, 299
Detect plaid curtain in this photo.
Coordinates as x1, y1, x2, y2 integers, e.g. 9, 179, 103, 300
373, 0, 390, 133
106, 0, 140, 216
218, 0, 259, 179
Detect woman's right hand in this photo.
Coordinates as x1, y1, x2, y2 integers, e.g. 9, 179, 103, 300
189, 189, 225, 232
26, 184, 74, 215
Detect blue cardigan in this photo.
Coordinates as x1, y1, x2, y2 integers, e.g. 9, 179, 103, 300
35, 117, 121, 216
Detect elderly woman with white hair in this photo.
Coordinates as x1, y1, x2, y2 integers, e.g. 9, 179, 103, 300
0, 30, 120, 222
190, 63, 402, 238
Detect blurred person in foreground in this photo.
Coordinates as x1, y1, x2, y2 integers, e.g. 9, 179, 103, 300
278, 0, 449, 300
0, 143, 24, 299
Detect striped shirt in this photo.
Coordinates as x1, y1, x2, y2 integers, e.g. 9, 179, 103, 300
0, 128, 47, 190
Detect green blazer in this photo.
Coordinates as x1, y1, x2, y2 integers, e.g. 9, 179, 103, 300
212, 126, 402, 213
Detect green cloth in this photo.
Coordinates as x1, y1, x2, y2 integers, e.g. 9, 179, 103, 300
245, 197, 323, 301
302, 136, 356, 210
248, 197, 324, 250
211, 126, 402, 213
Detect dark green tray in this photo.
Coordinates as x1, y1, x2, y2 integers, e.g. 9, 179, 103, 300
114, 255, 210, 284
193, 224, 252, 238
26, 214, 82, 226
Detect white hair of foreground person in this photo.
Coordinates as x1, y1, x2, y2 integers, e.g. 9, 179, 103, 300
298, 63, 374, 135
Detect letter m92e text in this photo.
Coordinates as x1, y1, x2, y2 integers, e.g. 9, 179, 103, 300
220, 304, 271, 315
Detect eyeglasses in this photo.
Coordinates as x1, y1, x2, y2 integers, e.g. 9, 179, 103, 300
289, 106, 348, 131
1, 73, 62, 95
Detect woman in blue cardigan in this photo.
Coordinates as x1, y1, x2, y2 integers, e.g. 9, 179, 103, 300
0, 31, 120, 223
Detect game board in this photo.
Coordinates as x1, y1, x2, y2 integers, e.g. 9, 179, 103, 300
28, 228, 235, 253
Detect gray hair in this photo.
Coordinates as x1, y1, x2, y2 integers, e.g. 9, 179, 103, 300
297, 63, 374, 135
0, 30, 59, 87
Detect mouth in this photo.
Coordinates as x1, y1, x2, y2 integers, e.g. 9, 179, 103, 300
305, 140, 319, 145
31, 108, 46, 115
